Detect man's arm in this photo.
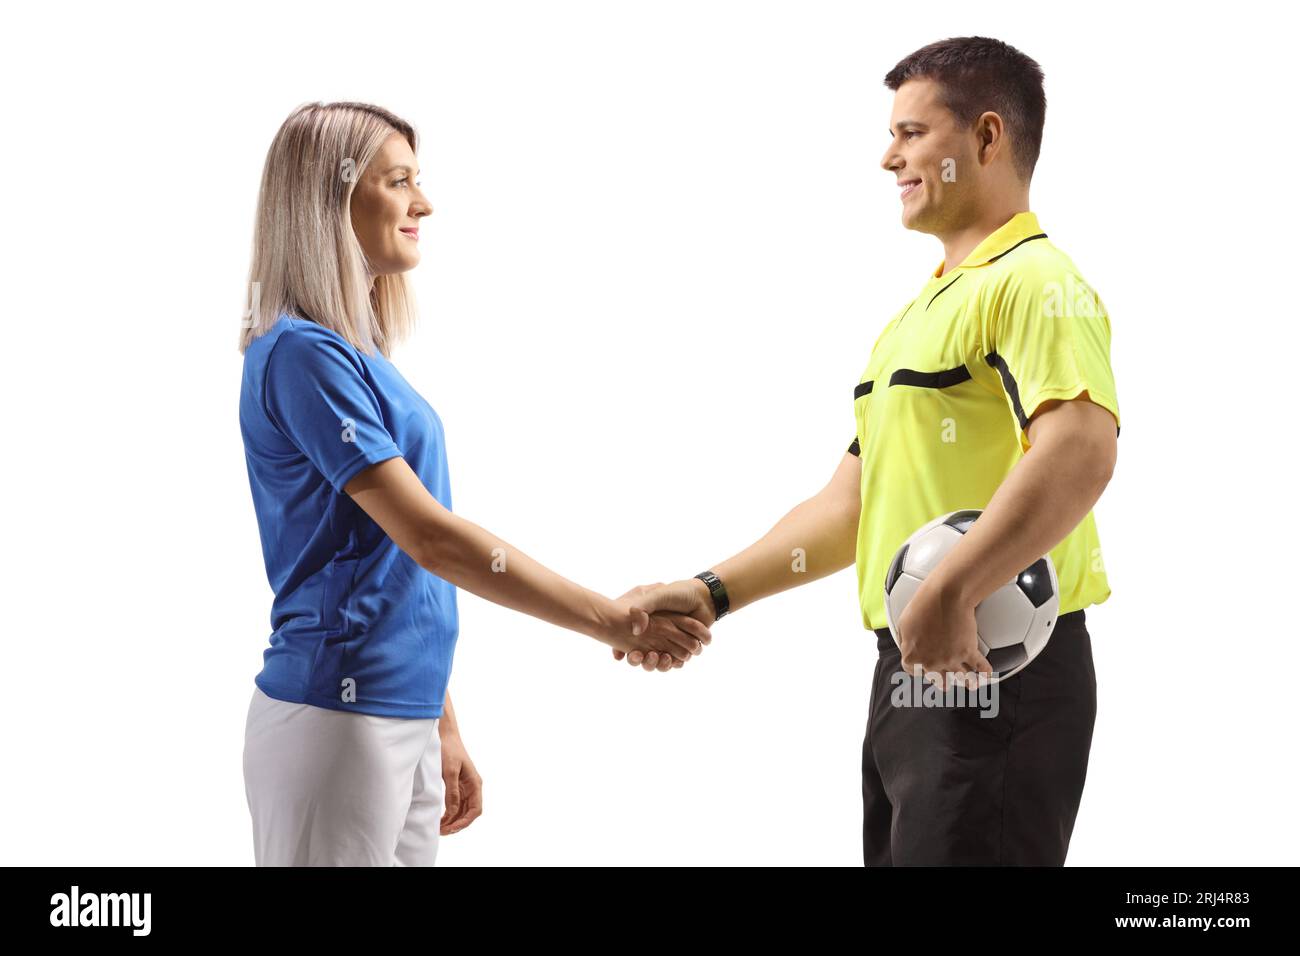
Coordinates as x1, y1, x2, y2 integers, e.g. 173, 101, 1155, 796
926, 394, 1117, 609
618, 449, 863, 667
707, 450, 863, 615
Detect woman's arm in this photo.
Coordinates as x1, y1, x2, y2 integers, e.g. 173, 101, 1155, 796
343, 456, 709, 664
438, 689, 483, 835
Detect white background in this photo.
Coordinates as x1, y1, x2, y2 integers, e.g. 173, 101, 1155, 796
2, 0, 1295, 866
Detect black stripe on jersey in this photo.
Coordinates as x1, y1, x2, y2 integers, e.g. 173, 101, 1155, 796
985, 233, 1048, 264
888, 364, 972, 389
984, 351, 1030, 430
986, 350, 1121, 439
927, 273, 964, 310
850, 379, 873, 456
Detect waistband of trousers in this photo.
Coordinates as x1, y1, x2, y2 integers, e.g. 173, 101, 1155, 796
872, 607, 1086, 651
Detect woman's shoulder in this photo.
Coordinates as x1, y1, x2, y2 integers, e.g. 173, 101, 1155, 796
249, 314, 367, 368
274, 314, 351, 347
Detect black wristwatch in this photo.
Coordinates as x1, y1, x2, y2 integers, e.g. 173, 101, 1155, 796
694, 570, 730, 621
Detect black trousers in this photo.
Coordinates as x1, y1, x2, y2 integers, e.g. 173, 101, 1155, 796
862, 608, 1097, 865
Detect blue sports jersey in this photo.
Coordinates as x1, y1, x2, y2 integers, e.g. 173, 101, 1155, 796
239, 313, 459, 718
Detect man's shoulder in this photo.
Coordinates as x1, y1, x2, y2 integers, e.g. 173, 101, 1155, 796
974, 236, 1095, 305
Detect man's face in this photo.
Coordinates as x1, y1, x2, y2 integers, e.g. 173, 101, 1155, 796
880, 78, 980, 235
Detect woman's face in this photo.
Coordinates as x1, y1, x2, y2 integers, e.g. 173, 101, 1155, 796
349, 132, 432, 280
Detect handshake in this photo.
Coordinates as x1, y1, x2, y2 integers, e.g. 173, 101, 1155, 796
608, 579, 718, 672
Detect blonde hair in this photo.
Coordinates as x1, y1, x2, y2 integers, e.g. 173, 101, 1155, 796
238, 101, 420, 357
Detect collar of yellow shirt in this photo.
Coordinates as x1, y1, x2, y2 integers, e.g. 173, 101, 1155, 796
930, 210, 1048, 278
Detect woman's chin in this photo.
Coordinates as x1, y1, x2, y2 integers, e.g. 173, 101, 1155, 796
376, 254, 420, 276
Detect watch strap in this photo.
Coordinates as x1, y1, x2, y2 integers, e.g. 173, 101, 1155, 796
694, 570, 730, 621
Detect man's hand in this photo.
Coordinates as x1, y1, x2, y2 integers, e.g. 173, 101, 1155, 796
614, 581, 717, 672
600, 590, 710, 671
894, 578, 993, 692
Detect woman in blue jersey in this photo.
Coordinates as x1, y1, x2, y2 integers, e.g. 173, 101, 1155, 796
237, 101, 710, 867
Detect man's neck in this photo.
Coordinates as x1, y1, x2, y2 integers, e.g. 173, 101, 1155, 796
936, 203, 1030, 278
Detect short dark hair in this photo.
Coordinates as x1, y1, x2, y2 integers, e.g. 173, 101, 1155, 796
884, 36, 1046, 182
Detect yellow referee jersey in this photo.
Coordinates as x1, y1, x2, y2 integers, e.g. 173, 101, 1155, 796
847, 211, 1120, 631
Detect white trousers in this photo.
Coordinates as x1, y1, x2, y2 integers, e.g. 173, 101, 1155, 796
242, 685, 444, 866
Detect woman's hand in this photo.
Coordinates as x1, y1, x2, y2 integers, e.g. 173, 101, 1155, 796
596, 587, 711, 671
439, 724, 483, 836
611, 581, 716, 672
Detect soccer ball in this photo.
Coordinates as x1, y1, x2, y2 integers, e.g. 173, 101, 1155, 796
883, 509, 1060, 684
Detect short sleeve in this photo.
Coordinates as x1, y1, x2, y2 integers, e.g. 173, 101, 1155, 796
981, 266, 1120, 451
263, 329, 403, 493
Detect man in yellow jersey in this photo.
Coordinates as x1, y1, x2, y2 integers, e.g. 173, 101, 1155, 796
618, 36, 1119, 866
